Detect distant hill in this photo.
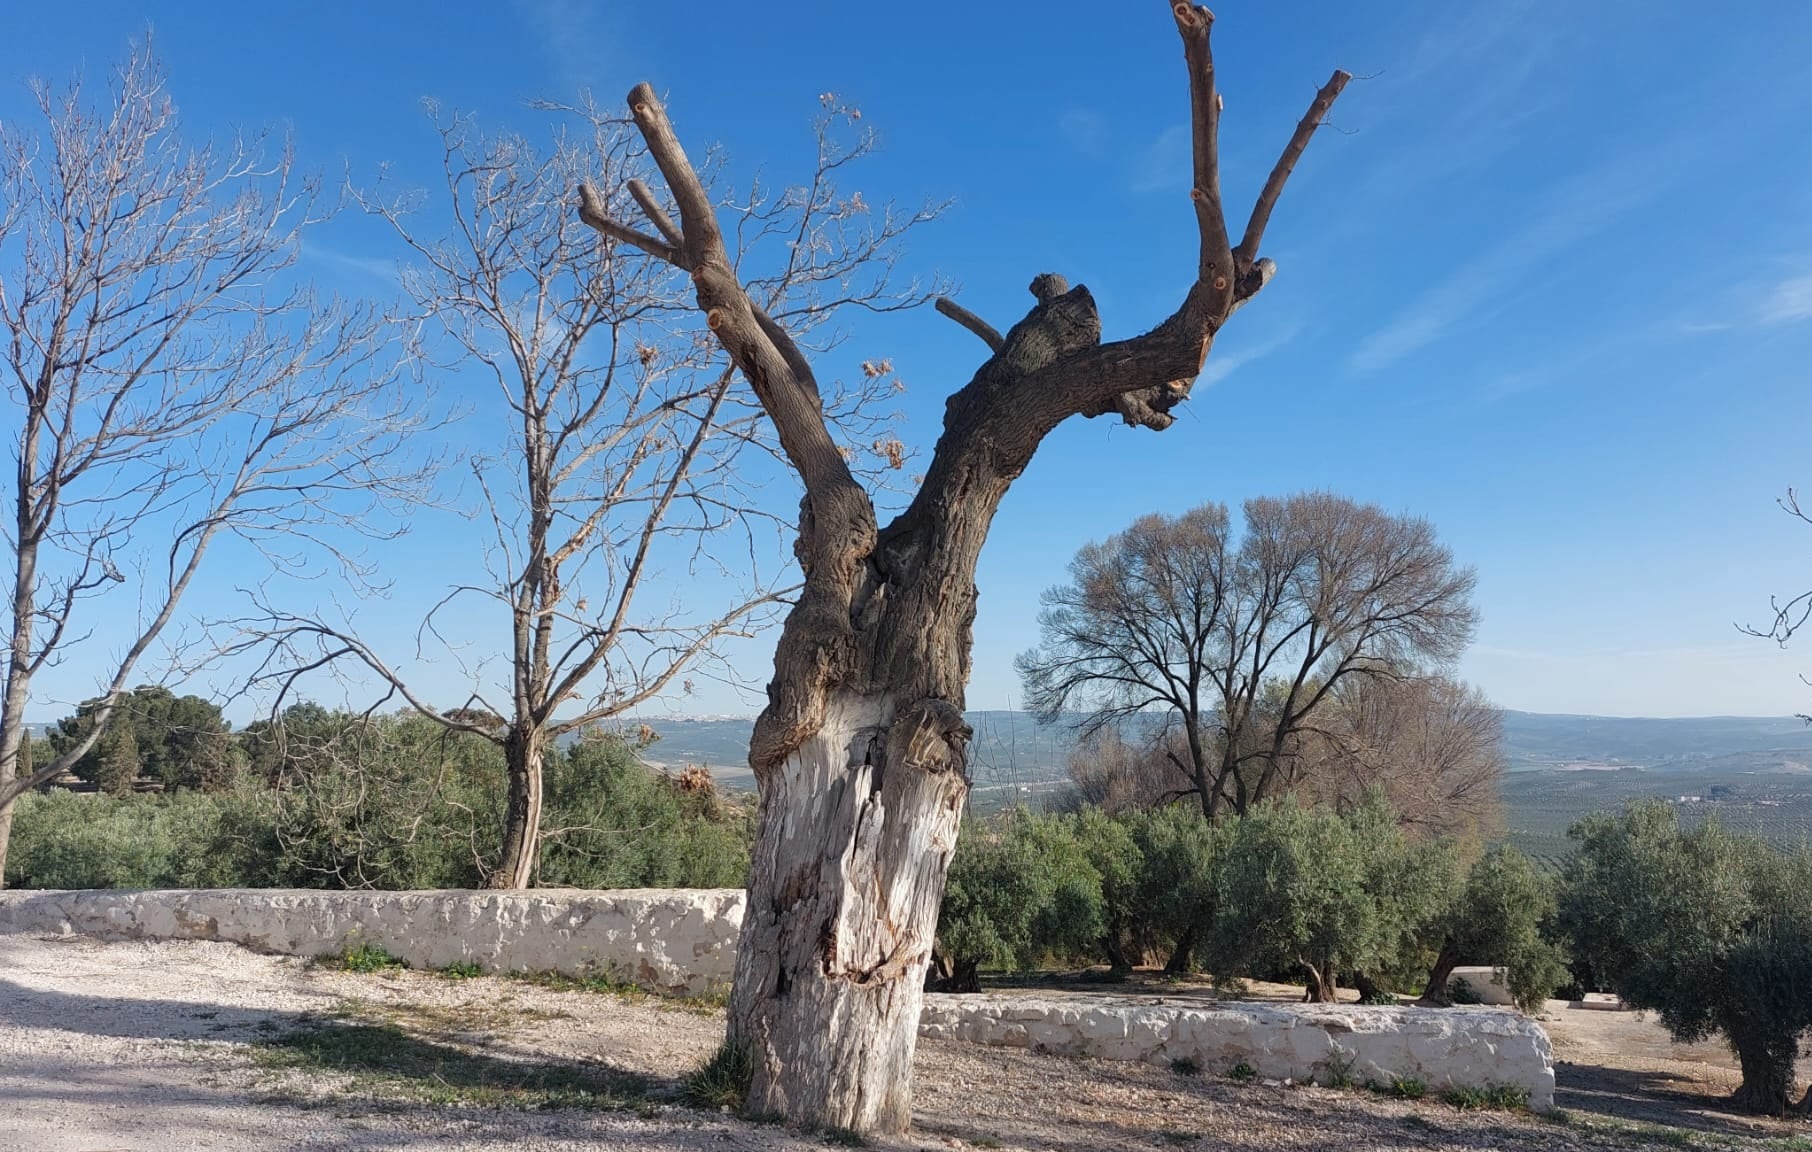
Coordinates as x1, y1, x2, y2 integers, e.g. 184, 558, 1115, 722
634, 708, 1812, 797
1499, 710, 1812, 773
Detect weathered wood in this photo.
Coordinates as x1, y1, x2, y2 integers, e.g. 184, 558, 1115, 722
577, 3, 1349, 1133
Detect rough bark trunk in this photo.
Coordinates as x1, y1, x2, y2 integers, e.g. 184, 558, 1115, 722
1164, 923, 1200, 975
1351, 971, 1383, 1003
490, 727, 545, 890
1417, 938, 1462, 1007
1301, 959, 1337, 1003
1730, 1034, 1795, 1115
587, 17, 1352, 1134
729, 692, 968, 1132
1104, 929, 1134, 975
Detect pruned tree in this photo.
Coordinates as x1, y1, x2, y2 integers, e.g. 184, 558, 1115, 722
578, 5, 1351, 1133
0, 46, 423, 881
1020, 496, 1478, 823
240, 97, 932, 889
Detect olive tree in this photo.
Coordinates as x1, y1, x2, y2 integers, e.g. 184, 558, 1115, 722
1418, 844, 1568, 1013
1560, 800, 1812, 1115
576, 5, 1352, 1133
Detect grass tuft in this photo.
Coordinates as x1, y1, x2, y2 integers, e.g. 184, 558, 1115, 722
1169, 1055, 1203, 1077
1227, 1060, 1258, 1083
436, 960, 484, 979
683, 1041, 753, 1111
332, 943, 405, 974
1441, 1083, 1530, 1112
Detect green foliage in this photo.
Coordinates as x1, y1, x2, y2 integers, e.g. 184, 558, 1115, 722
1441, 1084, 1529, 1111
684, 1042, 753, 1110
437, 961, 484, 979
335, 943, 405, 973
1437, 846, 1571, 1013
52, 685, 241, 793
3, 786, 280, 889
1227, 1060, 1257, 1083
938, 810, 1106, 980
1119, 803, 1223, 969
537, 732, 751, 890
1386, 1076, 1427, 1100
10, 703, 752, 894
1559, 799, 1812, 1114
1207, 797, 1413, 989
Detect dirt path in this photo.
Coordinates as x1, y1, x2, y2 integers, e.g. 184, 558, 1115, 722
1, 934, 1805, 1151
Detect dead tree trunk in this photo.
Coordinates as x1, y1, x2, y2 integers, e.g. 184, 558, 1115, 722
580, 4, 1348, 1133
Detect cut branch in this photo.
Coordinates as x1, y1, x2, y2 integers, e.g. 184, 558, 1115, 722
1234, 68, 1353, 274
934, 297, 1004, 352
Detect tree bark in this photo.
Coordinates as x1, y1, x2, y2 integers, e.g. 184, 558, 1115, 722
1164, 923, 1200, 975
491, 726, 546, 890
1302, 959, 1338, 1003
582, 9, 1350, 1132
730, 692, 969, 1132
1729, 1030, 1796, 1116
1417, 937, 1462, 1007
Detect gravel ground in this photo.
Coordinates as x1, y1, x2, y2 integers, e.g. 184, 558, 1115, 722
1, 933, 1806, 1152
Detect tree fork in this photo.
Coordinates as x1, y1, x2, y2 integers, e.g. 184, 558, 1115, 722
581, 3, 1349, 1133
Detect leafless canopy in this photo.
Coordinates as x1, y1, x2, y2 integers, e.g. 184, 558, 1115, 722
1019, 495, 1480, 820
233, 94, 941, 887
0, 46, 425, 830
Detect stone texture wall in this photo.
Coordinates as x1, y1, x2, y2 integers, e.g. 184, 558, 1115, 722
918, 994, 1555, 1111
0, 887, 743, 996
0, 887, 1554, 1109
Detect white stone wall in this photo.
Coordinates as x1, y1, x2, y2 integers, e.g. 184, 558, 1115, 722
918, 994, 1555, 1112
0, 887, 743, 997
0, 887, 1554, 1109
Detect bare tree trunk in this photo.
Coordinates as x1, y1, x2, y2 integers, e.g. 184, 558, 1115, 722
491, 727, 546, 890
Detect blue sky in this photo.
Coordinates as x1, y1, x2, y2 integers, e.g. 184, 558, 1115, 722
5, 1, 1811, 721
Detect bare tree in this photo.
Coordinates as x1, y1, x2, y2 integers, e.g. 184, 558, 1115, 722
240, 98, 934, 889
1019, 495, 1478, 823
578, 5, 1350, 1133
0, 47, 423, 880
1296, 675, 1504, 842
1746, 487, 1812, 719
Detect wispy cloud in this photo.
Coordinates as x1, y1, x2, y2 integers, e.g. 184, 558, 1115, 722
1203, 324, 1300, 388
1130, 123, 1190, 194
1058, 108, 1109, 157
1349, 142, 1680, 374
300, 242, 400, 284
1760, 273, 1812, 325
512, 0, 633, 95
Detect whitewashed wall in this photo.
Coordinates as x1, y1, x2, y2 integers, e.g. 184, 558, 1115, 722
919, 994, 1555, 1111
0, 887, 743, 996
0, 887, 1554, 1109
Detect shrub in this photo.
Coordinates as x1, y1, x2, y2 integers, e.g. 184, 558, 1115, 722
1207, 796, 1421, 1001
1559, 800, 1812, 1115
1421, 844, 1568, 1013
935, 810, 1106, 989
684, 1042, 753, 1110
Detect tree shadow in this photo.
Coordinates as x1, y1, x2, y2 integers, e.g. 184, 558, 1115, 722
1554, 1060, 1795, 1138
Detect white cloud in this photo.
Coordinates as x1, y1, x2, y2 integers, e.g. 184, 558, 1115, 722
1760, 273, 1812, 325
1058, 108, 1109, 157
1202, 325, 1299, 388
1130, 123, 1190, 194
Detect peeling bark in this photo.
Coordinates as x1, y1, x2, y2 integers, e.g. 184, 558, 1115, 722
578, 4, 1350, 1133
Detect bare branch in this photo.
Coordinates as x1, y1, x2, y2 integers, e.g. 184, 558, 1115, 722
934, 296, 1004, 352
